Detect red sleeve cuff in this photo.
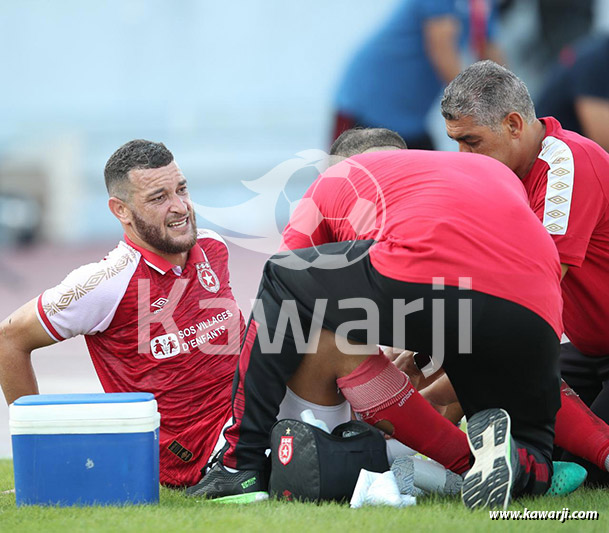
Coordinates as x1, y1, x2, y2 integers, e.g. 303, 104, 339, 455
558, 253, 584, 268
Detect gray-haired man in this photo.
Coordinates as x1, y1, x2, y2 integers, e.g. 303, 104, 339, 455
442, 60, 609, 484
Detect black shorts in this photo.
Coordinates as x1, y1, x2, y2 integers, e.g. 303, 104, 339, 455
229, 240, 561, 469
279, 241, 560, 453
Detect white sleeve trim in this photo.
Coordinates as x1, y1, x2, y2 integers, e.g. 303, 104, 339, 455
35, 303, 62, 342
39, 242, 140, 338
538, 135, 575, 235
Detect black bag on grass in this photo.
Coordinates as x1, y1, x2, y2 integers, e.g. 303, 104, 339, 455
269, 419, 389, 502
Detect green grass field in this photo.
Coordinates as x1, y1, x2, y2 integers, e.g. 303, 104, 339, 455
1, 459, 608, 532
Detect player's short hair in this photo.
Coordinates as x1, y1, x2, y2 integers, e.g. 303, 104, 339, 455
330, 128, 407, 157
441, 60, 536, 129
104, 140, 174, 199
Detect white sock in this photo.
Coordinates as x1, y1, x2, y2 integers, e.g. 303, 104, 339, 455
392, 455, 462, 496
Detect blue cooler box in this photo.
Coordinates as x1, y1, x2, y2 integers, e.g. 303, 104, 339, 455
10, 392, 160, 506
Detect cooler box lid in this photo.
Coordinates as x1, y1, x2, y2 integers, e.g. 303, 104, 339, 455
13, 392, 155, 406
10, 393, 160, 435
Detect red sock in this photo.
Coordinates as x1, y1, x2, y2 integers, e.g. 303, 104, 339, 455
555, 380, 609, 470
337, 354, 471, 474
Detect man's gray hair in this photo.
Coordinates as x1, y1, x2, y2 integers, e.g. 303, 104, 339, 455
330, 127, 407, 157
441, 60, 536, 129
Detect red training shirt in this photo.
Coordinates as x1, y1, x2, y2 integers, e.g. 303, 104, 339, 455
281, 150, 563, 338
523, 117, 609, 355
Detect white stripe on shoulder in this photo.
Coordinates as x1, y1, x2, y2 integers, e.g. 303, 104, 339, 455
197, 228, 227, 246
538, 135, 575, 235
40, 242, 141, 338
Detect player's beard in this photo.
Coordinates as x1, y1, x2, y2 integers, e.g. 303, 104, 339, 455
131, 210, 198, 254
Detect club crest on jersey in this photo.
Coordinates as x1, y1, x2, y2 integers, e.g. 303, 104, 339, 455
196, 262, 220, 293
278, 436, 293, 465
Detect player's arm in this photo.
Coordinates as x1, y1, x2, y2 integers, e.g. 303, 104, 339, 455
414, 370, 464, 424
529, 143, 607, 270
423, 15, 462, 84
0, 298, 56, 405
574, 97, 609, 152
420, 372, 458, 406
561, 263, 569, 280
441, 401, 465, 425
383, 347, 444, 389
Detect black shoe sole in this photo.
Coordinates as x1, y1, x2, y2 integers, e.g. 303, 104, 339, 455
462, 408, 513, 511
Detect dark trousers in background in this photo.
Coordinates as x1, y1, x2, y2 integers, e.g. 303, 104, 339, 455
331, 112, 435, 150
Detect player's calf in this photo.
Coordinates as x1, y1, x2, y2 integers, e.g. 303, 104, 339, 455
555, 380, 609, 472
337, 354, 471, 475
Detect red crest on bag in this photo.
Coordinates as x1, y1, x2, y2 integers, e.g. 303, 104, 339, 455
278, 436, 293, 465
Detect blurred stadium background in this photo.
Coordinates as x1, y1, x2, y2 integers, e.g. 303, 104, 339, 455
2, 0, 609, 457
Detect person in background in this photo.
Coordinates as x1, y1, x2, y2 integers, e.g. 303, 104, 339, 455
332, 0, 504, 149
442, 60, 609, 485
536, 35, 609, 152
535, 0, 594, 66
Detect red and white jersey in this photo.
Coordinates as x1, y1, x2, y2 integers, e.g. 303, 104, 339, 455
281, 150, 563, 338
523, 117, 609, 355
37, 230, 245, 486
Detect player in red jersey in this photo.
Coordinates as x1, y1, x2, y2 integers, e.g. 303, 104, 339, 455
442, 60, 609, 484
190, 146, 564, 510
0, 140, 247, 487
